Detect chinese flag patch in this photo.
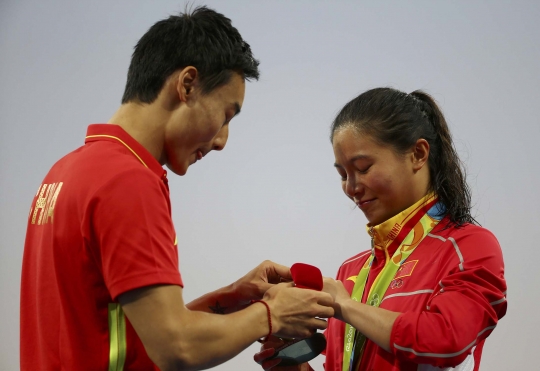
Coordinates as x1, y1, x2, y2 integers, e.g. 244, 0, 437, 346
395, 260, 418, 279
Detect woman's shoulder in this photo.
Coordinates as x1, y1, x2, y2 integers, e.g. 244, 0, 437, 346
430, 221, 503, 263
433, 222, 499, 243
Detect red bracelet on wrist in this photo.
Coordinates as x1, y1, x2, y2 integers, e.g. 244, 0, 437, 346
251, 300, 272, 342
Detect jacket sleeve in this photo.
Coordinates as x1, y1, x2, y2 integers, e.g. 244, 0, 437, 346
90, 169, 183, 300
389, 227, 507, 367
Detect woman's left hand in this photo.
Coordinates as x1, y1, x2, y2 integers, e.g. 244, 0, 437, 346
322, 277, 350, 321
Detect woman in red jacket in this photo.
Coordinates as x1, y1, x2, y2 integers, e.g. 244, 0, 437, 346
257, 87, 507, 371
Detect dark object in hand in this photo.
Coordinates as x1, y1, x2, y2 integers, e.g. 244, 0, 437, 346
269, 333, 327, 366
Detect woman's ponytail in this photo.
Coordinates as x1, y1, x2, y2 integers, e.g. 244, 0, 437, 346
410, 91, 476, 226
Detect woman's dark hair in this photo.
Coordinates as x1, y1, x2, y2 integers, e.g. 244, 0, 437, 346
331, 87, 477, 227
121, 6, 260, 104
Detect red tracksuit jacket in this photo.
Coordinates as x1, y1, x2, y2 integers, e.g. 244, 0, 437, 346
323, 221, 507, 371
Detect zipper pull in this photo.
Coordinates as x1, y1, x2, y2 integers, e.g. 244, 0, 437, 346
369, 226, 375, 256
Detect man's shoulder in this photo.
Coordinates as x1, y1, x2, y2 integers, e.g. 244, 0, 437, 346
41, 141, 163, 201
55, 139, 155, 176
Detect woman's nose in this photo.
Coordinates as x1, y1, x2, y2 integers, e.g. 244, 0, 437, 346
345, 174, 362, 199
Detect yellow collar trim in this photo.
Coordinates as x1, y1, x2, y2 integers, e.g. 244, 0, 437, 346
367, 193, 436, 251
85, 134, 148, 168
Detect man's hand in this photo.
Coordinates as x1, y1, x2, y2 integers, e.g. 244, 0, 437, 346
187, 260, 293, 314
231, 260, 293, 305
120, 282, 332, 370
254, 336, 311, 371
263, 282, 334, 339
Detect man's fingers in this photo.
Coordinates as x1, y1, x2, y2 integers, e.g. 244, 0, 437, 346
315, 292, 335, 308
254, 347, 275, 364
278, 282, 295, 289
315, 303, 335, 319
265, 261, 292, 282
257, 282, 273, 296
261, 335, 286, 350
310, 318, 330, 331
262, 358, 282, 371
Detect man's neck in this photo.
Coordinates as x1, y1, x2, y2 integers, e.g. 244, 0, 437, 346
108, 103, 167, 164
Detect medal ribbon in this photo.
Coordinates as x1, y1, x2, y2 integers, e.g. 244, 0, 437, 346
342, 195, 443, 371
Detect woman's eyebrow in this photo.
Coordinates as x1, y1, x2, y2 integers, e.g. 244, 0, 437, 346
334, 154, 372, 167
348, 154, 371, 162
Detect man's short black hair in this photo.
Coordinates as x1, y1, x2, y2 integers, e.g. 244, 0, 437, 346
121, 6, 260, 104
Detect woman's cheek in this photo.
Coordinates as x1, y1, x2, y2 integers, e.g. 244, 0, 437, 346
366, 171, 392, 196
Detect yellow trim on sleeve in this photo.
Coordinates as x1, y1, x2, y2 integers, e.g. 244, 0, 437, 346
86, 135, 148, 168
108, 303, 127, 371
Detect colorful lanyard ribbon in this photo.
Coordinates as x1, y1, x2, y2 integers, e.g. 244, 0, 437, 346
342, 196, 444, 371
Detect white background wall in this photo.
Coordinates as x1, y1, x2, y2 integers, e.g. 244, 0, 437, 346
1, 1, 539, 369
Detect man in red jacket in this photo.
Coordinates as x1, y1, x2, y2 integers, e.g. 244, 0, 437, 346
20, 6, 334, 370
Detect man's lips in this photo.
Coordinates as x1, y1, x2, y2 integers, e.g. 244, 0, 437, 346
194, 149, 209, 162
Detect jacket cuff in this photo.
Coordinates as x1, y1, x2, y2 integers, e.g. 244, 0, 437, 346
389, 312, 407, 354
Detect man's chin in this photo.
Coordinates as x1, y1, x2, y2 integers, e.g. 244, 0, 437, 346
165, 162, 188, 176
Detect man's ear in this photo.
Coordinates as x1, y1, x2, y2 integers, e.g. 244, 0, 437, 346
412, 138, 430, 172
176, 66, 199, 103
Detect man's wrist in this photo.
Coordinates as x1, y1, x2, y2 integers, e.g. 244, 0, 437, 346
247, 299, 275, 342
250, 300, 273, 342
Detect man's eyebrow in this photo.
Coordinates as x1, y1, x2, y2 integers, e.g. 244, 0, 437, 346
334, 154, 371, 168
233, 102, 241, 117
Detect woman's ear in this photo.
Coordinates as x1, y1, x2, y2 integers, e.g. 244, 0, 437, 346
412, 138, 430, 171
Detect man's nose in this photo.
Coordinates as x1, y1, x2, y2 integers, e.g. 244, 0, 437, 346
212, 125, 229, 151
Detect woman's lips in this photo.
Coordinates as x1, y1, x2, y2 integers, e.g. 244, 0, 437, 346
356, 198, 376, 209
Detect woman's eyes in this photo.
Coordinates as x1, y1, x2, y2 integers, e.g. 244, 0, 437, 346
358, 165, 372, 174
337, 170, 347, 181
339, 165, 371, 180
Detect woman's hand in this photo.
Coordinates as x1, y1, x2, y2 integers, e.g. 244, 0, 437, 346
322, 277, 400, 352
322, 277, 351, 321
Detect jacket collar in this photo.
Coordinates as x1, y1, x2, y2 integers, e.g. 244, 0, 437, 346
85, 124, 167, 181
367, 193, 437, 262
